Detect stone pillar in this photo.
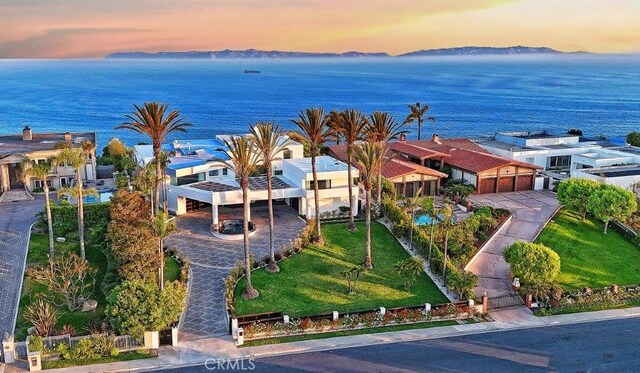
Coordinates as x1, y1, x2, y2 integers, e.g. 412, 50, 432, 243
211, 203, 219, 230
379, 307, 386, 316
481, 291, 489, 314
2, 334, 16, 363
283, 315, 290, 324
424, 303, 431, 313
27, 351, 41, 371
332, 311, 339, 321
525, 292, 533, 308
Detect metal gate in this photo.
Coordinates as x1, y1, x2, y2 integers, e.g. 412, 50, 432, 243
488, 292, 524, 310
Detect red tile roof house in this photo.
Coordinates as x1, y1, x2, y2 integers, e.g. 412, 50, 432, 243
326, 143, 448, 198
389, 134, 542, 194
327, 134, 542, 197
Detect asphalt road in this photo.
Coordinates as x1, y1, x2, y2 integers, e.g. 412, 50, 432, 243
158, 317, 640, 372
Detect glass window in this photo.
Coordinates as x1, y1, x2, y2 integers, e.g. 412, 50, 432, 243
547, 155, 571, 169
306, 179, 331, 190
209, 169, 219, 177
222, 168, 228, 176
283, 149, 292, 159
274, 170, 283, 176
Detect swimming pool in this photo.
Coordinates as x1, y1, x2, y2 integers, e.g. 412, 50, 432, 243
414, 214, 453, 226
82, 191, 113, 204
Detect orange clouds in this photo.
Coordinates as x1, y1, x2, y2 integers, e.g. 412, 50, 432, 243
0, 0, 638, 58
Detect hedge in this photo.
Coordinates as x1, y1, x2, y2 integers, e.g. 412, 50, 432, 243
51, 202, 111, 237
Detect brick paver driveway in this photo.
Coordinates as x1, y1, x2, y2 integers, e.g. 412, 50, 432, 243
467, 190, 559, 298
0, 196, 42, 338
166, 204, 306, 340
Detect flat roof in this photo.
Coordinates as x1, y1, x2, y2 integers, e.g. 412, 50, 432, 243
285, 156, 350, 173
583, 166, 640, 178
0, 131, 96, 155
189, 176, 294, 193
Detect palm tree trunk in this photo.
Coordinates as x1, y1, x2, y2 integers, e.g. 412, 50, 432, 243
158, 238, 164, 290
364, 188, 373, 269
43, 181, 55, 267
242, 182, 259, 299
153, 147, 161, 216
428, 221, 434, 263
76, 171, 86, 259
442, 232, 449, 285
311, 149, 324, 246
409, 208, 415, 252
417, 118, 423, 141
376, 174, 383, 205
266, 163, 279, 273
346, 147, 356, 232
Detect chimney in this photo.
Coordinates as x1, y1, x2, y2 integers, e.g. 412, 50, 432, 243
22, 126, 33, 141
432, 133, 441, 144
399, 134, 407, 142
64, 132, 72, 141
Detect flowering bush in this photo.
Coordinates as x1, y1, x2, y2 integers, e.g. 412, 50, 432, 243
536, 284, 640, 315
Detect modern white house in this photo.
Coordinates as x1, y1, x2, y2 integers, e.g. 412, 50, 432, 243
476, 131, 640, 190
134, 135, 359, 230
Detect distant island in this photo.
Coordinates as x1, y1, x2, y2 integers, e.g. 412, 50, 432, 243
105, 46, 589, 59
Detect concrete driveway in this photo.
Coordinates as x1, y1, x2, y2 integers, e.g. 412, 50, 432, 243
0, 196, 42, 338
467, 190, 559, 298
166, 204, 306, 340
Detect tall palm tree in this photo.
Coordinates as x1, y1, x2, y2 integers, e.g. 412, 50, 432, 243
249, 122, 287, 273
353, 142, 384, 269
439, 204, 455, 285
421, 197, 439, 264
368, 111, 408, 204
290, 108, 333, 246
56, 148, 97, 259
22, 158, 55, 266
158, 151, 171, 213
117, 102, 191, 215
152, 211, 177, 290
326, 110, 342, 145
403, 102, 435, 141
337, 109, 368, 232
404, 187, 423, 253
221, 136, 261, 299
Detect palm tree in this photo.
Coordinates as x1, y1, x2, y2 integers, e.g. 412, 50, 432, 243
439, 204, 455, 285
368, 111, 408, 204
353, 142, 384, 269
221, 136, 261, 299
152, 211, 177, 290
21, 158, 55, 266
421, 197, 439, 264
249, 122, 287, 273
404, 187, 423, 253
337, 109, 368, 232
326, 110, 342, 145
56, 148, 97, 259
117, 102, 191, 215
403, 102, 435, 141
290, 108, 333, 246
158, 151, 171, 213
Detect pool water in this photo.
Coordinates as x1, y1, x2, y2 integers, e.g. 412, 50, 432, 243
414, 214, 447, 226
82, 192, 113, 204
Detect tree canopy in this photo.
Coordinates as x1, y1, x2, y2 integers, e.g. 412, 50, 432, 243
503, 241, 561, 286
556, 178, 600, 221
626, 132, 640, 147
587, 184, 638, 234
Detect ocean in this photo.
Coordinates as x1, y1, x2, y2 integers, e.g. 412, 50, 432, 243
0, 55, 639, 147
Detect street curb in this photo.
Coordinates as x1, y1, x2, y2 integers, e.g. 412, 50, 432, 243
10, 222, 35, 335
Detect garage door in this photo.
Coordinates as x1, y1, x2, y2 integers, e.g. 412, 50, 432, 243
516, 175, 533, 191
478, 178, 496, 194
498, 177, 516, 193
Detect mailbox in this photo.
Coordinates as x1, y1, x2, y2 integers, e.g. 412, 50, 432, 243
236, 327, 244, 346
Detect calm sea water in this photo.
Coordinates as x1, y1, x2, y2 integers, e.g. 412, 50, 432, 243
0, 55, 639, 147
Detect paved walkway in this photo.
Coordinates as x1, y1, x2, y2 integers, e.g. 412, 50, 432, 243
467, 190, 559, 298
0, 195, 42, 339
166, 205, 306, 341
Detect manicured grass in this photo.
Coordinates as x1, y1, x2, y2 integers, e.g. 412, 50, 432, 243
16, 234, 109, 339
240, 320, 460, 347
234, 222, 448, 317
17, 234, 182, 339
164, 255, 182, 283
535, 209, 640, 289
41, 350, 154, 369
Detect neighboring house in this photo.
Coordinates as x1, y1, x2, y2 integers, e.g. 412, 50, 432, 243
134, 135, 359, 228
387, 135, 541, 194
477, 131, 640, 190
0, 126, 97, 193
327, 143, 447, 197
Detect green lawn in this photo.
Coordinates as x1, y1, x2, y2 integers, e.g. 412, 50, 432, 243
16, 234, 183, 339
234, 222, 448, 317
535, 209, 640, 289
42, 350, 154, 369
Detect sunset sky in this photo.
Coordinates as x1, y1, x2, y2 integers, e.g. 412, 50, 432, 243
1, 0, 639, 58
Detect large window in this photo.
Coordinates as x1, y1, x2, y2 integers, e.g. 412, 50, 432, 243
283, 148, 292, 159
547, 155, 571, 169
177, 172, 205, 186
306, 179, 331, 190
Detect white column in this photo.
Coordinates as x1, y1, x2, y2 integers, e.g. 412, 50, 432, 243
351, 193, 359, 216
212, 204, 219, 226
